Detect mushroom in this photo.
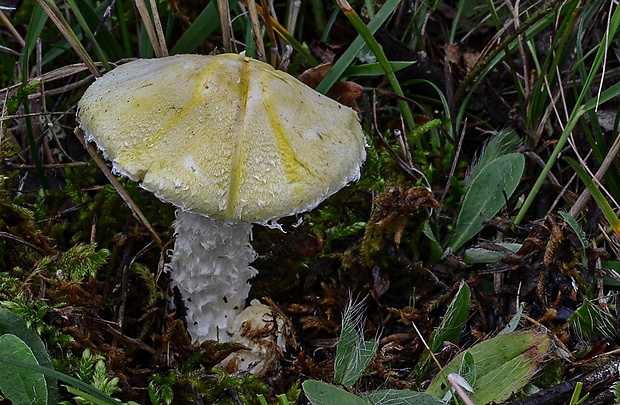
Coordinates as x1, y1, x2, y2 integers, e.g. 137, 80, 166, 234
77, 53, 366, 343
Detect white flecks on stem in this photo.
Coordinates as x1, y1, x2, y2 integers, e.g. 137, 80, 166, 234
167, 210, 258, 342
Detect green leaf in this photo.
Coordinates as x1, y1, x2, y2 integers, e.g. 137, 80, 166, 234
0, 307, 58, 403
335, 300, 378, 388
612, 381, 620, 403
466, 130, 521, 188
0, 357, 120, 404
364, 389, 446, 405
0, 334, 47, 405
303, 380, 366, 405
498, 302, 526, 336
332, 0, 414, 132
463, 242, 522, 264
459, 351, 476, 388
449, 153, 525, 252
567, 299, 620, 340
426, 331, 550, 404
422, 222, 443, 264
428, 281, 470, 353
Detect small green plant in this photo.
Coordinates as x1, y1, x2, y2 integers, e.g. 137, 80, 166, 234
612, 380, 620, 403
148, 372, 174, 405
568, 299, 620, 341
61, 348, 121, 404
446, 131, 525, 253
302, 298, 445, 405
0, 307, 139, 405
304, 292, 550, 405
2, 299, 52, 336
568, 382, 589, 405
426, 331, 550, 404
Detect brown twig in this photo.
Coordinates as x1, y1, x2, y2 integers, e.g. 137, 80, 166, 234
0, 231, 50, 256
74, 127, 164, 249
246, 0, 266, 61
216, 0, 233, 52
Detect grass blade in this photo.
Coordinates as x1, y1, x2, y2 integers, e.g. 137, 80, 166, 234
315, 0, 401, 94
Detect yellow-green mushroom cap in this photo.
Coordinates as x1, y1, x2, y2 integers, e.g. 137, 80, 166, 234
77, 53, 366, 223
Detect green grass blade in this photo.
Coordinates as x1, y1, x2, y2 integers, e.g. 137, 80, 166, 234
20, 3, 49, 188
65, 0, 111, 70
515, 2, 620, 224
342, 61, 414, 77
564, 157, 620, 236
21, 2, 48, 71
316, 0, 401, 94
74, 0, 128, 61
334, 0, 414, 133
115, 0, 133, 56
36, 0, 99, 75
335, 300, 377, 388
65, 385, 120, 405
254, 8, 318, 66
428, 281, 470, 352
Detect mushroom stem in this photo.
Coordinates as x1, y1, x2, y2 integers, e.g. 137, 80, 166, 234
167, 210, 258, 342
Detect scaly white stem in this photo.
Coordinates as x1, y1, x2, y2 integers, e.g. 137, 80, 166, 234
167, 210, 258, 342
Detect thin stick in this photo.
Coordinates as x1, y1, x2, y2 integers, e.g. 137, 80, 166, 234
260, 0, 278, 65
569, 132, 620, 218
134, 0, 165, 57
216, 0, 232, 52
0, 9, 25, 47
36, 0, 100, 78
74, 128, 164, 249
246, 0, 266, 61
148, 0, 169, 56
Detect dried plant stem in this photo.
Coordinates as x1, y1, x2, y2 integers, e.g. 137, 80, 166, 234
569, 133, 620, 218
246, 0, 266, 61
36, 0, 100, 77
134, 0, 168, 57
148, 0, 168, 56
74, 128, 164, 249
259, 0, 278, 65
0, 11, 25, 47
216, 0, 233, 52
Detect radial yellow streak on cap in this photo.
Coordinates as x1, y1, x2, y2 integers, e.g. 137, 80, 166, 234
127, 60, 222, 163
264, 95, 311, 185
225, 58, 250, 218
